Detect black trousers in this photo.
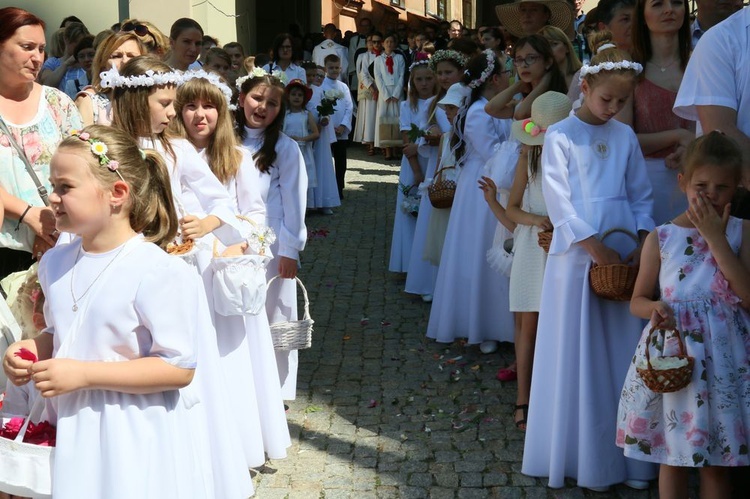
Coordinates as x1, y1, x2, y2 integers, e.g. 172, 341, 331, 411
331, 140, 348, 200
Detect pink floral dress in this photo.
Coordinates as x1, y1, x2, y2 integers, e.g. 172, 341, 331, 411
616, 217, 750, 467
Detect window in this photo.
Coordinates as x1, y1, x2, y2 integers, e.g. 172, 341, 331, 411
425, 0, 448, 19
391, 0, 405, 8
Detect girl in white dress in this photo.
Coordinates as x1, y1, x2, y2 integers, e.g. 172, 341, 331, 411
425, 50, 515, 346
522, 42, 658, 491
283, 79, 319, 188
493, 92, 571, 432
3, 125, 214, 498
107, 58, 255, 498
404, 51, 468, 301
236, 71, 308, 402
617, 132, 750, 498
173, 73, 291, 467
388, 62, 437, 273
373, 34, 406, 160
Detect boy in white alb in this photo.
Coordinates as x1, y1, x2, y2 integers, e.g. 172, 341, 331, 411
321, 54, 353, 201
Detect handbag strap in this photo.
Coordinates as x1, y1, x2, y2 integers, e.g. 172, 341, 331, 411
0, 117, 50, 206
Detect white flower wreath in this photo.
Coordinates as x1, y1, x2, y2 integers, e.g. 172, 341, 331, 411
99, 68, 184, 90
235, 67, 289, 91
179, 69, 237, 111
428, 50, 468, 72
466, 49, 496, 89
580, 60, 643, 78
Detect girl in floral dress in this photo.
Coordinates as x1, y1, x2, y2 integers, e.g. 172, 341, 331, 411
617, 131, 750, 498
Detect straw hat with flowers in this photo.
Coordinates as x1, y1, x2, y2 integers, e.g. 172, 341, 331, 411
496, 0, 575, 39
511, 91, 572, 146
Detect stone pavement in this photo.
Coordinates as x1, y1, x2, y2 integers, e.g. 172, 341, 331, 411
251, 147, 669, 499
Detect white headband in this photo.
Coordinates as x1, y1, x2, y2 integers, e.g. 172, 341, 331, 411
466, 49, 496, 89
99, 67, 183, 90
596, 43, 617, 53
408, 59, 430, 73
235, 67, 289, 91
179, 69, 236, 111
580, 60, 644, 78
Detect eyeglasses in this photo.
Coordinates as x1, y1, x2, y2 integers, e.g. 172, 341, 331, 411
512, 54, 542, 67
121, 22, 151, 38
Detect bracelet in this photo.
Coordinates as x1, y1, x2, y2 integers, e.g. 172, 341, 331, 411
15, 204, 33, 232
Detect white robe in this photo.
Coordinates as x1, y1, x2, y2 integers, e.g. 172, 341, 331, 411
425, 98, 514, 344
373, 53, 405, 148
241, 127, 308, 400
522, 115, 658, 488
39, 237, 215, 499
307, 85, 342, 209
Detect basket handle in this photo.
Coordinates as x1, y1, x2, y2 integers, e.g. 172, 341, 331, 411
644, 326, 686, 370
267, 275, 312, 321
599, 228, 639, 244
12, 392, 46, 443
433, 166, 456, 182
214, 215, 265, 257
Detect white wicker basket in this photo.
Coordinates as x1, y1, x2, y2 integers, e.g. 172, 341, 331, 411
268, 276, 314, 351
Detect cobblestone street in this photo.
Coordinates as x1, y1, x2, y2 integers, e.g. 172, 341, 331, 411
252, 147, 665, 498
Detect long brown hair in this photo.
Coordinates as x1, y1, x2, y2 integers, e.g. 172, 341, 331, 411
111, 56, 176, 161
407, 63, 438, 112
57, 125, 178, 248
513, 35, 568, 95
630, 0, 690, 71
235, 74, 286, 173
173, 77, 242, 184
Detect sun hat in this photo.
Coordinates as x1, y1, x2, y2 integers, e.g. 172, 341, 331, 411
285, 78, 312, 104
496, 0, 574, 39
511, 91, 572, 146
437, 82, 472, 109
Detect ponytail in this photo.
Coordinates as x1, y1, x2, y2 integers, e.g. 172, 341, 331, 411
132, 150, 178, 248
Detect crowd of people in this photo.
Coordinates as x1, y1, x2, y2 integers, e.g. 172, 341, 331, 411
0, 0, 748, 498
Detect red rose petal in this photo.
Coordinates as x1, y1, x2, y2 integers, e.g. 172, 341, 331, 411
14, 348, 37, 362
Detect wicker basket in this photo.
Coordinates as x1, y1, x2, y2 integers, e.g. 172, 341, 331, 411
636, 327, 694, 393
268, 276, 314, 351
589, 228, 639, 301
537, 230, 553, 253
428, 166, 456, 209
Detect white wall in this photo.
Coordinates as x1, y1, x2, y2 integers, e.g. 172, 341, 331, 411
12, 0, 120, 42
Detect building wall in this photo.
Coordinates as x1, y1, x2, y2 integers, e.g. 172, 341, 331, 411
18, 0, 120, 43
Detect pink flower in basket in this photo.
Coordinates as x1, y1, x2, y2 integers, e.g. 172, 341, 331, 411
0, 417, 24, 439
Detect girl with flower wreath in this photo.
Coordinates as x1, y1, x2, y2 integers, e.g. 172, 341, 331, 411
425, 49, 516, 351
171, 72, 291, 473
388, 60, 437, 274
235, 70, 308, 405
3, 125, 216, 499
107, 56, 255, 499
403, 49, 467, 302
521, 37, 657, 491
616, 131, 750, 499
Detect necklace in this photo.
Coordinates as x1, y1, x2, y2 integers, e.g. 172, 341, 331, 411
69, 243, 127, 312
650, 58, 678, 73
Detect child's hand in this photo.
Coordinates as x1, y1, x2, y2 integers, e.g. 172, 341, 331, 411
478, 176, 498, 204
686, 191, 730, 243
2, 343, 37, 386
585, 238, 622, 266
650, 301, 675, 329
180, 215, 219, 240
403, 143, 418, 158
334, 125, 345, 135
278, 256, 298, 279
30, 358, 88, 397
534, 216, 553, 231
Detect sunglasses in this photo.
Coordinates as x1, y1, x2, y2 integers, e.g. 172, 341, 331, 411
121, 22, 151, 38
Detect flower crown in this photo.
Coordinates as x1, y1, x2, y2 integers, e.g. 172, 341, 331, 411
99, 67, 183, 90
580, 60, 643, 78
235, 67, 289, 91
429, 50, 468, 71
466, 49, 496, 89
71, 131, 125, 181
408, 59, 431, 73
179, 69, 237, 111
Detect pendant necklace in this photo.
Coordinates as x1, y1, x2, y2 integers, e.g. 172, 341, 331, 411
70, 243, 127, 312
651, 58, 677, 73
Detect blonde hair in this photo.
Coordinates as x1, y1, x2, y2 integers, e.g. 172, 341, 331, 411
172, 78, 242, 184
111, 56, 176, 161
91, 32, 145, 91
120, 18, 169, 56
584, 31, 638, 86
539, 25, 582, 77
57, 125, 178, 248
49, 28, 65, 58
408, 64, 437, 113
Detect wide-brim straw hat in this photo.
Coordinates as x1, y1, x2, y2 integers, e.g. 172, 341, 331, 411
437, 82, 472, 109
285, 78, 312, 103
511, 91, 572, 146
496, 0, 574, 39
